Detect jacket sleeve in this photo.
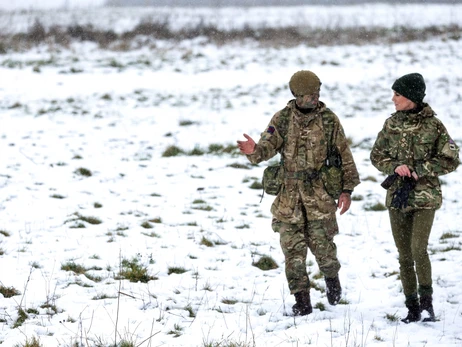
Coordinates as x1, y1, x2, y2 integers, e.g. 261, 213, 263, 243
333, 115, 361, 191
414, 122, 460, 177
246, 112, 285, 164
370, 120, 401, 175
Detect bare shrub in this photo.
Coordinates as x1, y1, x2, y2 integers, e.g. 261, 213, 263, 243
0, 18, 460, 52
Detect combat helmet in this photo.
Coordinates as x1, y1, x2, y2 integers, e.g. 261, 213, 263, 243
289, 70, 321, 96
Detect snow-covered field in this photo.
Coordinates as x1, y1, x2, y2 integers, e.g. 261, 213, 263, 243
0, 4, 461, 347
1, 3, 462, 34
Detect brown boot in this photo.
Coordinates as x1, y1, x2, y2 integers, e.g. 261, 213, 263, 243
292, 290, 312, 316
325, 275, 342, 305
420, 295, 436, 322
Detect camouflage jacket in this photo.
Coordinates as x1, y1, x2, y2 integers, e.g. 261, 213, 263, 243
370, 103, 460, 210
247, 100, 360, 223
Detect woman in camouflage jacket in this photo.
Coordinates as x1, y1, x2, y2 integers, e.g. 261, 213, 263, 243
237, 70, 360, 316
370, 73, 459, 324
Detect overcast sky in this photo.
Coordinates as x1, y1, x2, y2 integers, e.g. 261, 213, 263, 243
3, 0, 461, 11
0, 0, 106, 11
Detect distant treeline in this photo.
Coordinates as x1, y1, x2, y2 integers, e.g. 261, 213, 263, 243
105, 0, 462, 6
1, 17, 460, 53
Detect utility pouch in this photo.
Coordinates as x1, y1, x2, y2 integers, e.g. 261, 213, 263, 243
320, 146, 343, 199
262, 164, 283, 195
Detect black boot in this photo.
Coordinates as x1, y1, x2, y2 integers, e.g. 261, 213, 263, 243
401, 304, 421, 323
420, 295, 436, 322
325, 275, 342, 305
401, 295, 421, 324
292, 290, 312, 316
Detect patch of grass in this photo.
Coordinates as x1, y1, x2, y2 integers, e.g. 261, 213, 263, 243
0, 230, 11, 237
0, 285, 21, 298
141, 231, 160, 238
61, 261, 87, 275
118, 257, 157, 283
50, 194, 66, 199
200, 236, 214, 247
14, 336, 42, 347
249, 181, 263, 190
221, 298, 238, 305
439, 245, 462, 252
167, 323, 184, 338
310, 281, 324, 293
311, 271, 324, 280
440, 232, 459, 240
66, 212, 102, 225
384, 270, 399, 278
351, 194, 364, 201
92, 293, 117, 300
84, 273, 103, 283
235, 224, 250, 229
13, 308, 28, 328
252, 255, 278, 271
30, 261, 41, 269
162, 145, 184, 157
362, 175, 378, 182
227, 162, 251, 169
184, 305, 196, 318
192, 205, 213, 212
189, 147, 205, 156
26, 308, 39, 315
69, 222, 86, 229
179, 120, 197, 126
74, 167, 92, 177
364, 202, 387, 211
385, 312, 400, 322
314, 302, 326, 311
168, 266, 188, 275
140, 221, 153, 229
40, 302, 59, 315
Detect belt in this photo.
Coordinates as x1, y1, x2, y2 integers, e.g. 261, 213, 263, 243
284, 170, 319, 181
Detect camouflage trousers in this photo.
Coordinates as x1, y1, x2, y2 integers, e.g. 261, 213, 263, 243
389, 209, 435, 298
272, 217, 341, 294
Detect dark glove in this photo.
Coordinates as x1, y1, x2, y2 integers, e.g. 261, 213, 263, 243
381, 173, 398, 190
391, 176, 417, 209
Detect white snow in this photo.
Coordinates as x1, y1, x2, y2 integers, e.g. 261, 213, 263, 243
0, 4, 461, 347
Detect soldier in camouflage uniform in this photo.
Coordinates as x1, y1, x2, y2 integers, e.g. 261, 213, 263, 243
370, 73, 460, 323
237, 70, 360, 316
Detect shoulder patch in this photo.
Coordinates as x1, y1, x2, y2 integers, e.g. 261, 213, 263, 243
267, 126, 275, 134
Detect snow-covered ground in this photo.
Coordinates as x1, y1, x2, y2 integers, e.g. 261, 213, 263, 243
0, 4, 461, 347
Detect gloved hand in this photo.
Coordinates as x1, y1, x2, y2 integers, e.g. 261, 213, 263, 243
391, 176, 417, 209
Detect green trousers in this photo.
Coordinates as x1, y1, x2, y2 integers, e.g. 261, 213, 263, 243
389, 209, 435, 298
272, 218, 340, 294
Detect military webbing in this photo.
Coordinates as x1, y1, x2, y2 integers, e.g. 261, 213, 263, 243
276, 106, 337, 160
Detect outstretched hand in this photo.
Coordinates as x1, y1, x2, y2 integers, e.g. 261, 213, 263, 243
337, 192, 352, 215
237, 133, 256, 155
